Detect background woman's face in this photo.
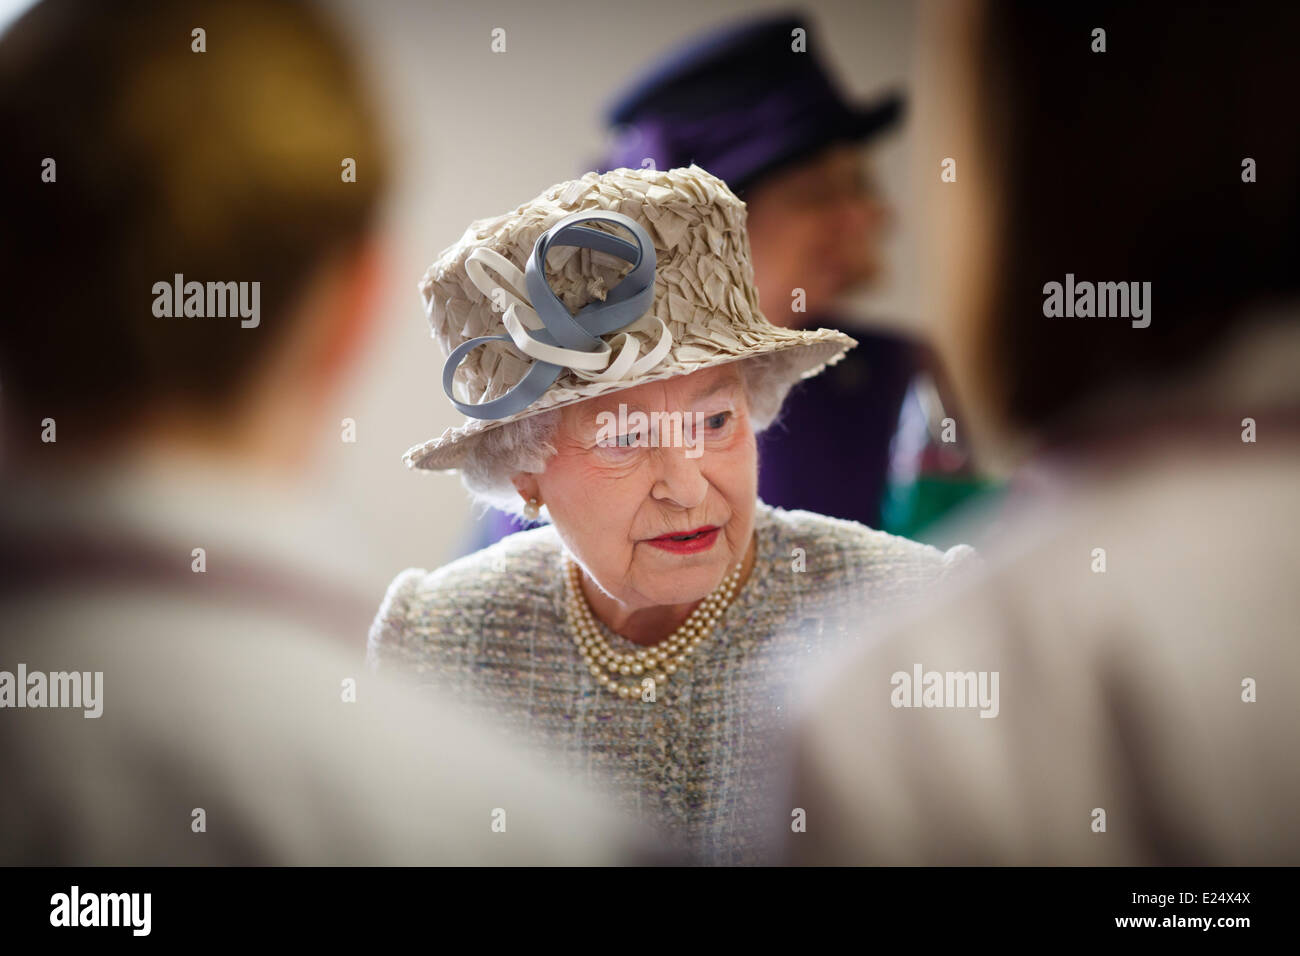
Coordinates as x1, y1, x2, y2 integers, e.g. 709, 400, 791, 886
534, 364, 757, 611
745, 143, 890, 323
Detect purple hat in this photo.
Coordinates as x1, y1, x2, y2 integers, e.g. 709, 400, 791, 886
597, 11, 903, 196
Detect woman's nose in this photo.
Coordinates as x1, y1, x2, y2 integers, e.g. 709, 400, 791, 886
649, 443, 709, 509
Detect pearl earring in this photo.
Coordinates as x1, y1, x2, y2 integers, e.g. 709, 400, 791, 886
523, 497, 540, 520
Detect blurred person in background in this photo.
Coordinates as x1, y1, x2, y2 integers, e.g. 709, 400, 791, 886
466, 10, 990, 556
0, 0, 646, 865
785, 0, 1300, 864
369, 164, 975, 864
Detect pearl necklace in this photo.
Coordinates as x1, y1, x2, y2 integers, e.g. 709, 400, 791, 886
564, 557, 744, 701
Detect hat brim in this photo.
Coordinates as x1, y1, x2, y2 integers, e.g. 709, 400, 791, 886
402, 328, 856, 473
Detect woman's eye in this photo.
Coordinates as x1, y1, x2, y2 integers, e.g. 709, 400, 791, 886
706, 411, 731, 430
596, 433, 640, 454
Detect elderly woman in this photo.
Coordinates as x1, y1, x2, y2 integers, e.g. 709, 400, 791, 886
368, 165, 974, 864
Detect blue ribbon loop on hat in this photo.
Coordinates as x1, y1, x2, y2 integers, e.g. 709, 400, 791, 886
441, 210, 659, 420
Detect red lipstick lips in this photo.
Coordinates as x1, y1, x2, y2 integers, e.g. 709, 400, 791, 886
647, 525, 720, 554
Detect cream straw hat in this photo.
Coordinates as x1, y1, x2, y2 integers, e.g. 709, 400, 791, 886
404, 164, 857, 472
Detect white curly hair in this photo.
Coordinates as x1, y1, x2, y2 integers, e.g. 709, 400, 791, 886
457, 351, 806, 519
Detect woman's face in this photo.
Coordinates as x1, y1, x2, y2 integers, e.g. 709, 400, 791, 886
745, 143, 891, 324
524, 363, 757, 612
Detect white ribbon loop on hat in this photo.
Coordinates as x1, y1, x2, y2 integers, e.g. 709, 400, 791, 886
464, 246, 672, 383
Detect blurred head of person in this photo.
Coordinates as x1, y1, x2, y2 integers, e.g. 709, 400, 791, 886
598, 11, 901, 326
0, 0, 389, 479
743, 141, 891, 327
921, 0, 1300, 462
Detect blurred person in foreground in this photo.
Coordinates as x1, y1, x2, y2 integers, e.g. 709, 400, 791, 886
469, 11, 989, 553
0, 0, 642, 865
368, 164, 976, 864
785, 0, 1300, 864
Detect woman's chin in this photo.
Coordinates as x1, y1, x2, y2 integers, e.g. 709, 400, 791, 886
634, 560, 732, 606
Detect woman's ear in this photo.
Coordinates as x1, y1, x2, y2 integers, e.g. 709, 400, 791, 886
511, 473, 539, 502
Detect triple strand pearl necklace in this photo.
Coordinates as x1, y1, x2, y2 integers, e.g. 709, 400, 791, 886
565, 557, 744, 701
